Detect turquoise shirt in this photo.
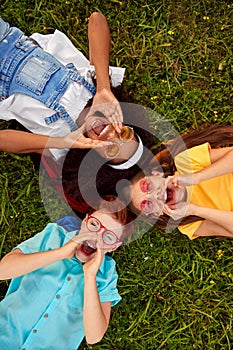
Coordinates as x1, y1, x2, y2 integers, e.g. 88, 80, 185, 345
0, 223, 121, 350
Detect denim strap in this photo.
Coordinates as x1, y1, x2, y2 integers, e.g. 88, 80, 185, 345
76, 75, 96, 95
66, 63, 96, 95
45, 105, 78, 131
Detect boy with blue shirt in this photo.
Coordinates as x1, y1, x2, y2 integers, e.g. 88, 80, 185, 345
0, 197, 132, 349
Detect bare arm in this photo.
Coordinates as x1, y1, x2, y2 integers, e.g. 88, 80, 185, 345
0, 129, 111, 153
0, 237, 81, 280
88, 12, 111, 91
83, 246, 111, 344
0, 248, 64, 279
0, 130, 66, 153
194, 147, 233, 183
164, 202, 233, 238
194, 217, 233, 238
192, 205, 233, 237
0, 230, 102, 280
87, 12, 123, 132
165, 147, 233, 187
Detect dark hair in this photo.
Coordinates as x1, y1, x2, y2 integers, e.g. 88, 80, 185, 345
126, 124, 233, 229
62, 95, 156, 216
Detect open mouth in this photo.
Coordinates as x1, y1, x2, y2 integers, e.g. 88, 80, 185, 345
165, 188, 176, 205
90, 120, 111, 137
80, 240, 97, 256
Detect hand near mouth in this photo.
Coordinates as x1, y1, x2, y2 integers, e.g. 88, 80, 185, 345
165, 174, 197, 188
163, 202, 194, 221
64, 126, 113, 149
61, 232, 99, 259
83, 243, 105, 276
87, 88, 123, 133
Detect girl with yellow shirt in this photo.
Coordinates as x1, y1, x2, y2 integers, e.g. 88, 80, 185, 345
123, 124, 233, 240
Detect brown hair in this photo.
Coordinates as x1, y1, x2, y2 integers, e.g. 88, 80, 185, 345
128, 124, 233, 230
92, 194, 134, 243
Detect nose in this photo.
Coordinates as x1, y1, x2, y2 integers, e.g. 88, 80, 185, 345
154, 188, 164, 201
107, 129, 117, 140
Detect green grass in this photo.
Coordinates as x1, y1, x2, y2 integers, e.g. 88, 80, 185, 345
0, 0, 233, 349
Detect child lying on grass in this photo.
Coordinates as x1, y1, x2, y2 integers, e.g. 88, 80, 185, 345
0, 196, 133, 349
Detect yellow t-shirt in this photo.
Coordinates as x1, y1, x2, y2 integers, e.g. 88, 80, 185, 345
175, 143, 233, 239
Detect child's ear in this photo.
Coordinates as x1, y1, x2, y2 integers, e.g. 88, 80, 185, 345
151, 170, 161, 176
80, 214, 89, 229
151, 170, 165, 178
113, 241, 122, 251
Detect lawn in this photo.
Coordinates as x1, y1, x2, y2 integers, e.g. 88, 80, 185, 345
0, 0, 232, 349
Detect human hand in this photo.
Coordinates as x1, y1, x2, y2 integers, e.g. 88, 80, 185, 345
165, 173, 197, 188
63, 125, 112, 149
83, 244, 105, 277
88, 88, 123, 133
60, 231, 99, 259
83, 237, 119, 277
163, 202, 195, 221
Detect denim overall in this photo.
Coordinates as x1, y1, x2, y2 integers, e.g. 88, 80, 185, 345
0, 18, 96, 131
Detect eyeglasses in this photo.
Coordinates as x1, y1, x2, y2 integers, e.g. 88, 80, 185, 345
139, 177, 163, 216
86, 214, 121, 245
105, 125, 134, 159
139, 177, 154, 194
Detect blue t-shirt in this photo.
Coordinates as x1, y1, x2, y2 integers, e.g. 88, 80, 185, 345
0, 223, 121, 350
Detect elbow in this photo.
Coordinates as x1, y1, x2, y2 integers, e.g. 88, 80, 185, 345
0, 265, 10, 281
89, 12, 107, 27
0, 130, 8, 151
85, 326, 107, 345
86, 334, 104, 345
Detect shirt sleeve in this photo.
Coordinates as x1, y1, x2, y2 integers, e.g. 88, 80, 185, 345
178, 221, 203, 240
14, 223, 68, 254
97, 256, 122, 307
176, 143, 212, 240
175, 142, 211, 175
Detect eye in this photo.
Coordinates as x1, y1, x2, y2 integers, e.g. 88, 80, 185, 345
139, 178, 153, 193
105, 142, 120, 158
147, 180, 153, 192
87, 217, 101, 232
103, 231, 117, 244
140, 199, 154, 214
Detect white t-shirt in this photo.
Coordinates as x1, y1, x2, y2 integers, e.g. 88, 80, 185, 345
0, 30, 125, 160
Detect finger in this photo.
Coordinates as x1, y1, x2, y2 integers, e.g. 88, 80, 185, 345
165, 176, 178, 187
72, 231, 97, 244
76, 136, 112, 149
107, 104, 123, 131
162, 205, 170, 215
90, 140, 113, 148
83, 141, 113, 149
110, 122, 121, 134
66, 239, 81, 250
163, 204, 175, 214
95, 244, 105, 262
